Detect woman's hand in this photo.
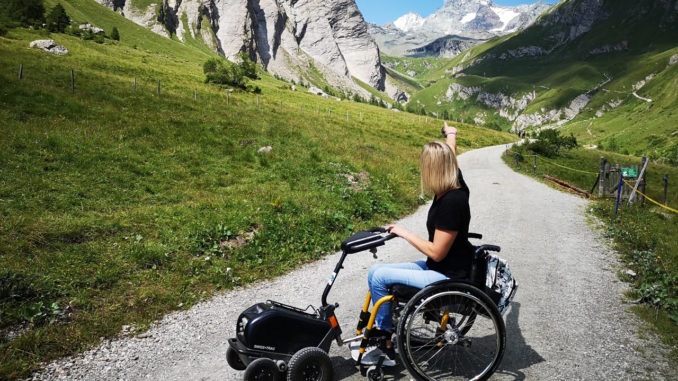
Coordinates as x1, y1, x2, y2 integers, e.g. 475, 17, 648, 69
386, 224, 410, 239
442, 122, 457, 136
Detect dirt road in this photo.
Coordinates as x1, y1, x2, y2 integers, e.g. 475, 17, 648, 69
35, 145, 675, 380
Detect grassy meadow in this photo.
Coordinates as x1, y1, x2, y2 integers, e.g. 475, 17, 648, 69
0, 10, 514, 379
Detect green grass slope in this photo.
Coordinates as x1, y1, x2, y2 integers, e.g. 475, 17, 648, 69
0, 4, 513, 378
409, 0, 678, 163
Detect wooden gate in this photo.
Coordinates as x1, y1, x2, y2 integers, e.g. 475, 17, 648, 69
598, 156, 648, 203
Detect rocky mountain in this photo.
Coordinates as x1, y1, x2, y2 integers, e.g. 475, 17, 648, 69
95, 0, 385, 96
408, 0, 678, 162
406, 35, 487, 58
369, 0, 552, 57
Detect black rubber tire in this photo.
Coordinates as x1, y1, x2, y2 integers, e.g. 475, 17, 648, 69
396, 282, 506, 381
243, 358, 282, 381
226, 346, 247, 371
286, 347, 334, 381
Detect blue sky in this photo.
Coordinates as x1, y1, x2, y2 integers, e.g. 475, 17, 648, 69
355, 0, 558, 25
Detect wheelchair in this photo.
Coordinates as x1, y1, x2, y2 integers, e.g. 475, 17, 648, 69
227, 228, 517, 381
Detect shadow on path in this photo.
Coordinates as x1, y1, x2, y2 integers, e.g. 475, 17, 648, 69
494, 302, 545, 380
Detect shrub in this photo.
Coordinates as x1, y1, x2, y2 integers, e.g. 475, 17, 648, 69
203, 57, 262, 90
93, 33, 104, 44
237, 53, 258, 79
46, 3, 70, 33
111, 26, 120, 41
0, 23, 7, 36
527, 129, 578, 157
65, 24, 81, 36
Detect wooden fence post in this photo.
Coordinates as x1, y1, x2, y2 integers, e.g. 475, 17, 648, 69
663, 174, 669, 205
257, 95, 260, 108
598, 157, 606, 198
514, 152, 519, 168
157, 80, 161, 96
639, 157, 648, 206
629, 156, 648, 205
194, 90, 197, 101
134, 77, 137, 92
346, 111, 349, 121
227, 91, 230, 105
19, 64, 23, 80
71, 69, 75, 94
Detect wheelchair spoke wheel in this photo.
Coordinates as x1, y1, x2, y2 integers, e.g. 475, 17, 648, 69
396, 283, 505, 381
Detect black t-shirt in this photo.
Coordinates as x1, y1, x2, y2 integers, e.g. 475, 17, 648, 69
425, 170, 473, 278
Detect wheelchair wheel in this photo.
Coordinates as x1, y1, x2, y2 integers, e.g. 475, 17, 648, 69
396, 282, 505, 381
286, 347, 333, 381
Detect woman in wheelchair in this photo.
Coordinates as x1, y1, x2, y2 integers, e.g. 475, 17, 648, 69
367, 123, 475, 358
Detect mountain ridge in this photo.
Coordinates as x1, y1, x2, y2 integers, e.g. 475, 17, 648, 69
369, 0, 552, 57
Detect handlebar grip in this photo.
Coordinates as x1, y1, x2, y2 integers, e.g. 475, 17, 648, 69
384, 233, 397, 241
468, 232, 483, 240
368, 227, 387, 233
482, 245, 501, 252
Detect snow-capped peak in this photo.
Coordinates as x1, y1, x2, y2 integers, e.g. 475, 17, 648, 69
490, 7, 519, 32
393, 12, 425, 32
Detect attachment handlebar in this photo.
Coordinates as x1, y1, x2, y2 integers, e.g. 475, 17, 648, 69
340, 228, 397, 254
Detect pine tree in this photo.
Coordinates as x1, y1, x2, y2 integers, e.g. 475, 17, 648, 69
0, 0, 45, 27
46, 3, 69, 33
111, 26, 120, 41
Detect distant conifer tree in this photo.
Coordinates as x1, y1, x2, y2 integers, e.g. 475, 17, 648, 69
46, 3, 69, 33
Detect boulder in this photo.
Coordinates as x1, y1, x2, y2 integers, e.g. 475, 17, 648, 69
29, 40, 68, 55
79, 23, 105, 34
308, 86, 328, 98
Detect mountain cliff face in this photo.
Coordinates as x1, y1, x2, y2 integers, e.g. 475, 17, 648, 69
95, 0, 385, 95
369, 0, 552, 57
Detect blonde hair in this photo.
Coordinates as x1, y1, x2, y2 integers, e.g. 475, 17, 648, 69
420, 141, 460, 196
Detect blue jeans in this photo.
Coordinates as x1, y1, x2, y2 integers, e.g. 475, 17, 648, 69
367, 260, 449, 332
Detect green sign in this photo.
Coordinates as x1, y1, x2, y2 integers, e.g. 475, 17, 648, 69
622, 167, 638, 178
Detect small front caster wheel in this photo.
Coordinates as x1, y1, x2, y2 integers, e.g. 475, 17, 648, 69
244, 358, 282, 381
287, 347, 333, 381
366, 365, 384, 381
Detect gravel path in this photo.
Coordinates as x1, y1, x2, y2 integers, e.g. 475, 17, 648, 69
33, 144, 675, 381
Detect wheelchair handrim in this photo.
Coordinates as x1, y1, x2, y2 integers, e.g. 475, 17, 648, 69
404, 290, 503, 381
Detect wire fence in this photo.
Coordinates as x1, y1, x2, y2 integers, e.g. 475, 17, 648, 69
14, 64, 454, 129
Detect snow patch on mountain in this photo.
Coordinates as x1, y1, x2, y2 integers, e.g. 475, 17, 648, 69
393, 12, 425, 32
490, 7, 519, 32
461, 13, 477, 24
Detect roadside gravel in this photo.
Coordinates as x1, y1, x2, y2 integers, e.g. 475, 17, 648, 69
32, 144, 676, 380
